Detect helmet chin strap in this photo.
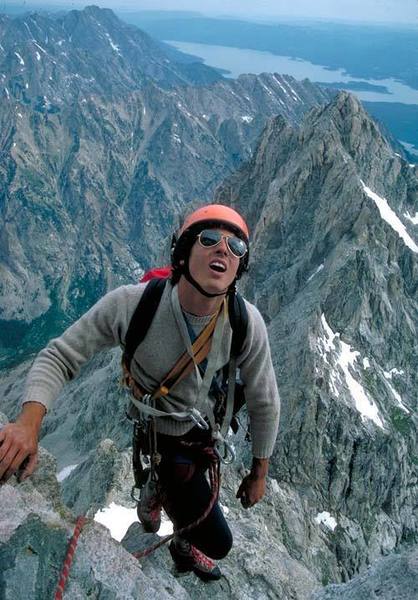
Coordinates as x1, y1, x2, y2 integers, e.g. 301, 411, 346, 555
184, 265, 231, 298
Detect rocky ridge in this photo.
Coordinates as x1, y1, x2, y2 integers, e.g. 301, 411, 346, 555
0, 411, 321, 599
216, 91, 418, 580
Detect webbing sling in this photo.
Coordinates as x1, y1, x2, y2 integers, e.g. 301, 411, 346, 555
125, 299, 224, 423
122, 278, 248, 435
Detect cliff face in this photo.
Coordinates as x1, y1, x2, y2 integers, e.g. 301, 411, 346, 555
0, 7, 331, 366
216, 91, 418, 581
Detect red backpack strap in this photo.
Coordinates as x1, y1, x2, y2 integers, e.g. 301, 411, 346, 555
140, 266, 172, 283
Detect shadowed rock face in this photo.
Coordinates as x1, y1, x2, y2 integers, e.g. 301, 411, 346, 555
312, 546, 418, 600
0, 7, 331, 367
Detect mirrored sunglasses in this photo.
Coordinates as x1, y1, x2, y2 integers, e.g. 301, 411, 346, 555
197, 229, 248, 258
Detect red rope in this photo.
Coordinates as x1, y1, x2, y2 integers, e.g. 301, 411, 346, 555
133, 451, 220, 560
53, 449, 220, 593
55, 516, 87, 600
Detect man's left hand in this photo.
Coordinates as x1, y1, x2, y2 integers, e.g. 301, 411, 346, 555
236, 473, 266, 508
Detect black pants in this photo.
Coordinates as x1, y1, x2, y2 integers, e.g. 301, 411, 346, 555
156, 430, 233, 560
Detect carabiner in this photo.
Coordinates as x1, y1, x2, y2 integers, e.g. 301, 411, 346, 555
214, 439, 236, 464
189, 408, 210, 430
130, 485, 142, 503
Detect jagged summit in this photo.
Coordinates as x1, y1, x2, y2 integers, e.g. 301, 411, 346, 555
216, 89, 418, 579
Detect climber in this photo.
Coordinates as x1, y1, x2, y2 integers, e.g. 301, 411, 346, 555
0, 204, 280, 581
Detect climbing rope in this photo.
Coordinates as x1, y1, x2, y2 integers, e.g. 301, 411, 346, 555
53, 448, 220, 595
54, 515, 87, 600
132, 448, 220, 559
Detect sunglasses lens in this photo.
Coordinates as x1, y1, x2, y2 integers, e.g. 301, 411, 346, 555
199, 230, 222, 247
198, 229, 247, 258
227, 237, 247, 258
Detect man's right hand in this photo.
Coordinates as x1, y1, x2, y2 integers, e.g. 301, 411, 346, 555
0, 402, 45, 483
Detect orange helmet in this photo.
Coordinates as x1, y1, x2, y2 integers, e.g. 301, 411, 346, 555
171, 203, 250, 284
178, 204, 249, 241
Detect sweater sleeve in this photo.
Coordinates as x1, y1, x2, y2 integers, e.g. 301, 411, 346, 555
22, 285, 141, 412
238, 302, 280, 459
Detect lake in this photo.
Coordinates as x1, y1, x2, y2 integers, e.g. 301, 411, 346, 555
166, 40, 418, 105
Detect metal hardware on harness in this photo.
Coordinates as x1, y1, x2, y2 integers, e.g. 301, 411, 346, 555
130, 485, 142, 503
214, 439, 236, 464
188, 408, 210, 430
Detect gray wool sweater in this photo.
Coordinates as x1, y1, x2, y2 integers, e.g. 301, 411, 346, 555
23, 281, 280, 458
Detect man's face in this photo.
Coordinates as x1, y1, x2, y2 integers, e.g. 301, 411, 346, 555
187, 228, 242, 295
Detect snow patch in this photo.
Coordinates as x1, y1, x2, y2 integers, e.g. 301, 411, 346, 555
287, 81, 302, 101
94, 502, 173, 541
273, 74, 289, 96
361, 181, 418, 253
386, 380, 409, 413
318, 315, 384, 429
105, 33, 122, 56
315, 511, 337, 531
57, 464, 78, 482
383, 368, 405, 379
383, 369, 408, 412
17, 112, 23, 118
307, 264, 324, 283
36, 51, 41, 61
4, 87, 10, 99
33, 41, 46, 54
259, 79, 273, 96
241, 115, 253, 123
14, 52, 25, 66
270, 479, 280, 494
94, 503, 139, 542
363, 357, 370, 369
220, 503, 230, 515
404, 211, 418, 225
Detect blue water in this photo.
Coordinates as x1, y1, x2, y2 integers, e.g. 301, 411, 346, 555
167, 40, 418, 105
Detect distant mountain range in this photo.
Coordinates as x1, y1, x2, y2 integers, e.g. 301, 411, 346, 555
129, 12, 418, 90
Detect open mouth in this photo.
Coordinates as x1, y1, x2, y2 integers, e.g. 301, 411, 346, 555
209, 261, 227, 273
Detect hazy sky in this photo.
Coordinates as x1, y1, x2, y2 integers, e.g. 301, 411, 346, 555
28, 0, 418, 25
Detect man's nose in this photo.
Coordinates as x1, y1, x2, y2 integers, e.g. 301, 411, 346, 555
216, 237, 229, 254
